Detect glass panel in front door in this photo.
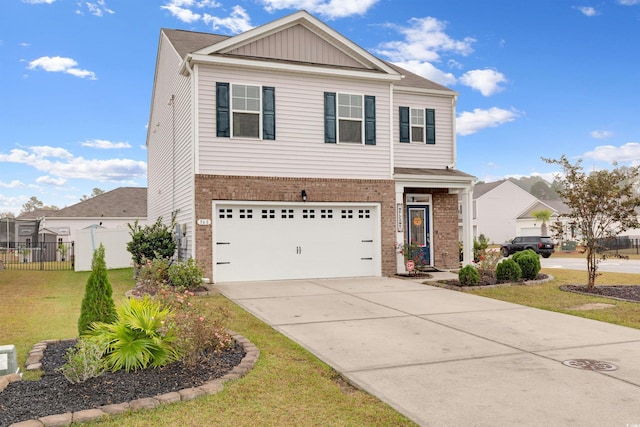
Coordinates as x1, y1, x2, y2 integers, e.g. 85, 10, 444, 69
408, 207, 426, 245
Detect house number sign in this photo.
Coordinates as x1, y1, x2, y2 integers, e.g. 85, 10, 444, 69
397, 204, 403, 232
197, 219, 212, 226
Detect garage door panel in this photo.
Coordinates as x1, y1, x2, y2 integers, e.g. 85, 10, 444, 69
214, 203, 379, 282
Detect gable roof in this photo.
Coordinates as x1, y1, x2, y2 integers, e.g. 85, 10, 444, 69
46, 187, 147, 218
473, 180, 508, 199
163, 10, 455, 94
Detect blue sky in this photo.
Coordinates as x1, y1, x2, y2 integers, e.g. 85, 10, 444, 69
2, 0, 639, 215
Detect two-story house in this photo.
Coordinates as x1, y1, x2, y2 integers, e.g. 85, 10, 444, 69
147, 10, 475, 283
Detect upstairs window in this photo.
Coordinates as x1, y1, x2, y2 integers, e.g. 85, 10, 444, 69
232, 84, 260, 138
338, 94, 362, 143
325, 92, 376, 145
400, 107, 435, 144
216, 82, 275, 140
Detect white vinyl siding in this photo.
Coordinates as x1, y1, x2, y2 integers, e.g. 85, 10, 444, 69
198, 65, 391, 179
394, 92, 454, 169
147, 32, 195, 257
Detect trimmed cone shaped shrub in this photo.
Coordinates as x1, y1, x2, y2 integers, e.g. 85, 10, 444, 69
512, 249, 541, 280
78, 244, 117, 335
496, 259, 522, 283
459, 265, 480, 286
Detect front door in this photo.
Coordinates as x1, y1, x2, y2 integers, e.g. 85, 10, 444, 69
407, 206, 431, 267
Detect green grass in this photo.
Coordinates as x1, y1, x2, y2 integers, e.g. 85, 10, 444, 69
0, 269, 415, 426
467, 268, 640, 329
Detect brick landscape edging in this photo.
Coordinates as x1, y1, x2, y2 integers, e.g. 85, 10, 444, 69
5, 331, 259, 427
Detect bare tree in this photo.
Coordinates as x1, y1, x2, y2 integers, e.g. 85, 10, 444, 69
544, 155, 640, 287
80, 188, 105, 201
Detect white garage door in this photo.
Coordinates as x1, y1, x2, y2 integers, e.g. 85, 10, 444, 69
214, 202, 380, 282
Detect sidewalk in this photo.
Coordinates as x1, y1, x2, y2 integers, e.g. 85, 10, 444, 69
216, 276, 640, 426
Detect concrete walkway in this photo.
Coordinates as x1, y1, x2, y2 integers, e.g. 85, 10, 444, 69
215, 276, 640, 426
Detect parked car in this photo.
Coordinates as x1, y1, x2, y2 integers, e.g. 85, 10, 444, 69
500, 236, 555, 258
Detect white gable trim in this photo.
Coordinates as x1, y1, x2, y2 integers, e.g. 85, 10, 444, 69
193, 10, 400, 77
187, 52, 403, 82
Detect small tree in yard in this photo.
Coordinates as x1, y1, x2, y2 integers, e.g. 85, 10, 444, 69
544, 155, 640, 288
127, 216, 177, 276
78, 244, 117, 335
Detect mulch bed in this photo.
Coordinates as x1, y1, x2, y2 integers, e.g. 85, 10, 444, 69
561, 285, 640, 302
0, 340, 245, 426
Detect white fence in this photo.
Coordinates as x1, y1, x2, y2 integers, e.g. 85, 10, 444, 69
75, 227, 133, 271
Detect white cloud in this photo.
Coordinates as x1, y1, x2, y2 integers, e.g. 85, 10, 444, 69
459, 69, 507, 96
456, 107, 520, 136
36, 176, 67, 186
618, 0, 640, 5
161, 0, 223, 24
203, 6, 253, 33
82, 1, 115, 17
0, 146, 146, 182
373, 17, 476, 86
27, 56, 97, 80
376, 17, 475, 63
583, 142, 640, 163
82, 139, 131, 149
0, 180, 24, 189
22, 0, 56, 3
590, 130, 614, 139
260, 0, 379, 19
576, 6, 599, 16
392, 60, 456, 86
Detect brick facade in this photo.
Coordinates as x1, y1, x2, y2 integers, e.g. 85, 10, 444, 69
194, 174, 396, 281
194, 175, 460, 280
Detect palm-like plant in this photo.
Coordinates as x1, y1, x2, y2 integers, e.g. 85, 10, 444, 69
89, 296, 181, 372
531, 209, 552, 236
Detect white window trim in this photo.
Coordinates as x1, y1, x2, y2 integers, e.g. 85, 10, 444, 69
230, 83, 263, 140
410, 107, 425, 143
337, 92, 364, 145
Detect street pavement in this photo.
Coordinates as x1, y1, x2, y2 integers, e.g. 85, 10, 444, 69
216, 275, 640, 426
542, 256, 640, 275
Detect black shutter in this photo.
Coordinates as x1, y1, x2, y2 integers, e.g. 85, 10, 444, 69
262, 86, 276, 140
426, 108, 435, 144
324, 92, 336, 143
399, 106, 409, 143
216, 82, 230, 138
364, 95, 376, 145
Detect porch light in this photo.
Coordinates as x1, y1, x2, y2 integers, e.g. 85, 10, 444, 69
301, 190, 307, 202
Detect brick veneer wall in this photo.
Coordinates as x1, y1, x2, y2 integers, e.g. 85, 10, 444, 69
194, 174, 396, 281
432, 192, 460, 269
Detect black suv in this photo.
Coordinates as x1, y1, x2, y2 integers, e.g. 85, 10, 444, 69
500, 236, 555, 258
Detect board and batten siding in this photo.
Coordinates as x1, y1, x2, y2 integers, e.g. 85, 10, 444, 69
393, 91, 455, 169
226, 24, 368, 70
147, 32, 195, 256
196, 65, 392, 179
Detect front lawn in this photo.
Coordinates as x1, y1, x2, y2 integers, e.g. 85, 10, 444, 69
0, 269, 415, 426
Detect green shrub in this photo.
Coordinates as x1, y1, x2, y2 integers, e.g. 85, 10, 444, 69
458, 265, 480, 286
496, 259, 522, 283
78, 244, 117, 335
473, 234, 489, 262
127, 217, 177, 274
155, 289, 233, 366
58, 338, 106, 384
88, 296, 180, 372
168, 258, 204, 292
512, 249, 541, 280
137, 257, 171, 293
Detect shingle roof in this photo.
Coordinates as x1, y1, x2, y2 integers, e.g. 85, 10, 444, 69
47, 187, 147, 218
162, 23, 455, 94
473, 180, 508, 199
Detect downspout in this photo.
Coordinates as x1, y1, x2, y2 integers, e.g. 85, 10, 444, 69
182, 55, 199, 265
389, 83, 395, 178
451, 95, 457, 168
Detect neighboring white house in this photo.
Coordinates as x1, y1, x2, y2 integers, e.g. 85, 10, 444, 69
13, 187, 148, 268
471, 180, 564, 244
146, 10, 475, 283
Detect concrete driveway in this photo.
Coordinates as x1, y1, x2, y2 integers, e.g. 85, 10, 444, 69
216, 276, 640, 426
